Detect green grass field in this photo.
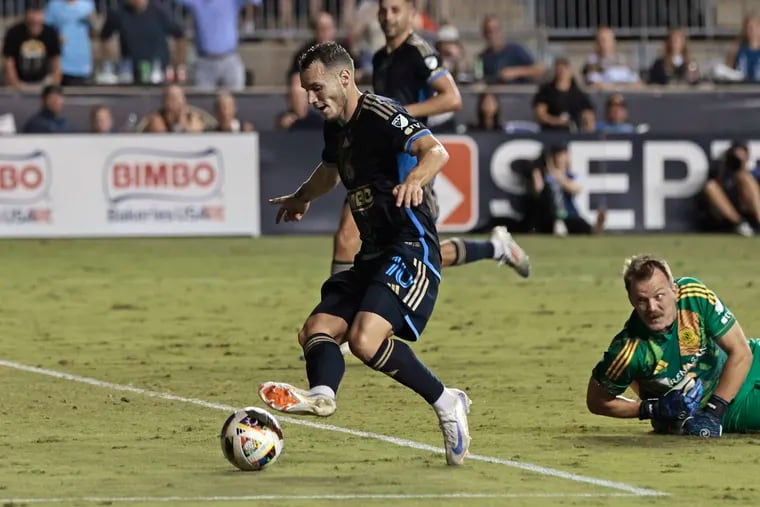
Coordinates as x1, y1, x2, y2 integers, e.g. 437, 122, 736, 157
1, 234, 759, 507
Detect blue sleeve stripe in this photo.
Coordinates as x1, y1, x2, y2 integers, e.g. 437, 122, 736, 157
404, 129, 431, 153
427, 69, 449, 84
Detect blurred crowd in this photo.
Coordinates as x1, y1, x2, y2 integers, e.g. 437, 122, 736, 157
2, 0, 760, 236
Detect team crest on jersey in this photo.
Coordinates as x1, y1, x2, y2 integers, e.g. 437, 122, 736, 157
677, 309, 702, 356
391, 114, 409, 129
678, 328, 701, 356
424, 55, 439, 70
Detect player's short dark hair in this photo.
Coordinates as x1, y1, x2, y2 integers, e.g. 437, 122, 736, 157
622, 254, 674, 292
298, 42, 354, 74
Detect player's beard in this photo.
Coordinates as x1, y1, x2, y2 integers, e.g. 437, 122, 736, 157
321, 91, 347, 122
382, 18, 411, 41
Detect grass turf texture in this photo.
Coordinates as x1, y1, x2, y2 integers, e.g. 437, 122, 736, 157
1, 235, 759, 506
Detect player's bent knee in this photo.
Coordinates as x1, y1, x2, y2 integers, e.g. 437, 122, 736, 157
346, 327, 391, 362
299, 314, 348, 347
346, 331, 377, 362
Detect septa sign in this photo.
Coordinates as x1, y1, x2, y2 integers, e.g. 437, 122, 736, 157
434, 136, 478, 232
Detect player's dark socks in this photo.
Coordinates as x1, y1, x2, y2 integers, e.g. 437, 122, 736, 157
447, 238, 495, 265
365, 338, 444, 404
303, 333, 345, 394
330, 260, 354, 275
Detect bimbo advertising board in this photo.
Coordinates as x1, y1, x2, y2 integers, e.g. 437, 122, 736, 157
0, 134, 260, 237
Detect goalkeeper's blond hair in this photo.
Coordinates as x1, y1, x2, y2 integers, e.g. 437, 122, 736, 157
622, 254, 674, 292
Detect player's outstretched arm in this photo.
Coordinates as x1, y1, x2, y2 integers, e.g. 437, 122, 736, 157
393, 135, 449, 208
269, 162, 340, 223
586, 377, 642, 418
587, 376, 702, 421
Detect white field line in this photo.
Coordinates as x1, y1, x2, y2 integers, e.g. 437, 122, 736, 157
0, 492, 649, 504
0, 359, 666, 497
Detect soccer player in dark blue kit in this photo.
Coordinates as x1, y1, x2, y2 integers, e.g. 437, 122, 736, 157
329, 0, 530, 281
259, 41, 472, 466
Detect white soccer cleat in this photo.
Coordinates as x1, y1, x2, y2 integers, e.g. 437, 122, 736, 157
258, 381, 336, 417
736, 221, 754, 237
435, 388, 472, 466
491, 226, 531, 278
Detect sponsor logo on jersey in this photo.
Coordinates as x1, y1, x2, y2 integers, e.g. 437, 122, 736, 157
347, 185, 374, 212
424, 55, 438, 70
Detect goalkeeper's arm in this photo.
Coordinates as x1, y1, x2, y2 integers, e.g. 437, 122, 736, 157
586, 377, 702, 420
586, 377, 643, 418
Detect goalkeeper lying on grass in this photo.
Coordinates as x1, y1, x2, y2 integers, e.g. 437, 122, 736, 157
586, 254, 760, 437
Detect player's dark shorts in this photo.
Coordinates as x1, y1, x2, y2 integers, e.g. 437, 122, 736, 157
311, 240, 441, 341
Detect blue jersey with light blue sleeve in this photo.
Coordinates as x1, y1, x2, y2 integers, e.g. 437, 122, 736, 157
322, 93, 439, 256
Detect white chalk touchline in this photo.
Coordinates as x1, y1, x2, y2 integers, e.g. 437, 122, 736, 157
0, 359, 666, 497
0, 492, 648, 504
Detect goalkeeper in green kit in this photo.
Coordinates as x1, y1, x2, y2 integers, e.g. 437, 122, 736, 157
586, 254, 760, 437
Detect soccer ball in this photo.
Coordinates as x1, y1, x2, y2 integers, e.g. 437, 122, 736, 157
220, 407, 284, 471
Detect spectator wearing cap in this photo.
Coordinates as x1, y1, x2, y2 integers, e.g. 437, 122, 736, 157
477, 14, 545, 84
2, 0, 62, 90
100, 0, 186, 85
435, 23, 469, 83
45, 0, 96, 86
530, 143, 604, 236
532, 58, 595, 132
23, 85, 69, 133
595, 93, 636, 133
177, 0, 260, 90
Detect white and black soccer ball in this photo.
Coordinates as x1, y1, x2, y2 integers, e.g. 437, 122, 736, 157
220, 407, 284, 471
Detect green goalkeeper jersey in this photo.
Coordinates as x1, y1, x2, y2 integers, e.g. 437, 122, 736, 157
592, 277, 735, 404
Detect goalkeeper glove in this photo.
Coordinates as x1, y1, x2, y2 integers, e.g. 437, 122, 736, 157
683, 394, 729, 438
639, 378, 703, 421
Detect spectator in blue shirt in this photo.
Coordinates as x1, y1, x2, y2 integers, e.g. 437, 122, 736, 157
45, 0, 95, 85
595, 93, 636, 134
728, 14, 760, 82
478, 14, 545, 84
23, 85, 69, 133
179, 0, 261, 90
